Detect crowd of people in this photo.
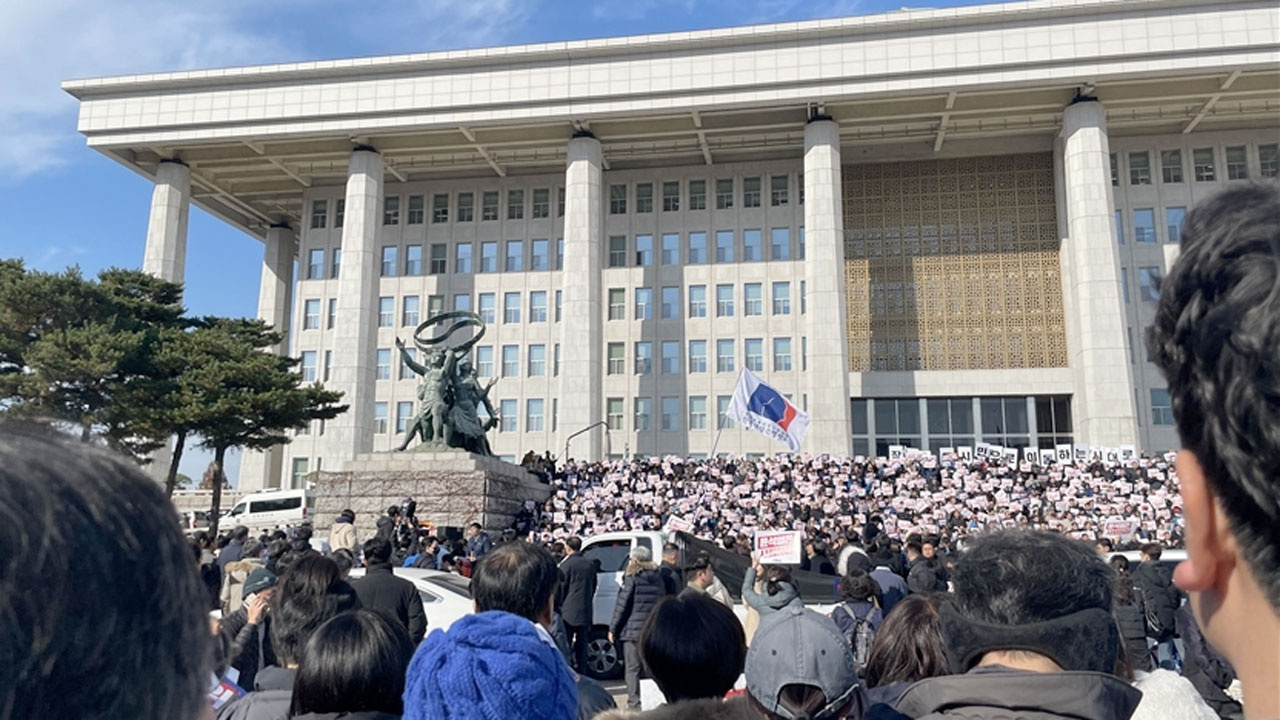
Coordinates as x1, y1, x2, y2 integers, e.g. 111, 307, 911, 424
1, 183, 1277, 720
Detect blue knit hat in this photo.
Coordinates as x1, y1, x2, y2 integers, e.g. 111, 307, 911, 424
403, 611, 578, 720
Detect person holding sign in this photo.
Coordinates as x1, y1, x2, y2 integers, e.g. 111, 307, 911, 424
742, 558, 803, 619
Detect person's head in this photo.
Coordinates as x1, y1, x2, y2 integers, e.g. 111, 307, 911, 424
905, 541, 923, 562
363, 537, 393, 565
467, 522, 482, 538
331, 548, 355, 579
295, 525, 314, 543
639, 594, 747, 702
627, 544, 655, 575
1095, 538, 1114, 555
289, 609, 414, 717
471, 541, 559, 626
424, 536, 439, 552
838, 571, 878, 604
745, 607, 863, 720
765, 566, 795, 598
241, 539, 265, 561
863, 593, 949, 689
662, 542, 679, 564
1146, 182, 1280, 691
944, 530, 1117, 674
340, 508, 355, 521
270, 555, 361, 666
0, 425, 210, 720
922, 541, 936, 559
812, 541, 829, 558
387, 505, 400, 518
687, 554, 715, 590
1140, 543, 1162, 563
565, 536, 582, 554
233, 526, 250, 542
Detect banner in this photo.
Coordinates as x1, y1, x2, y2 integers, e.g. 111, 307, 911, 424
753, 530, 803, 565
726, 368, 810, 452
663, 514, 693, 533
1103, 519, 1138, 539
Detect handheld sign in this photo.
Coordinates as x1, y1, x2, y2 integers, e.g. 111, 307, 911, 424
753, 530, 803, 565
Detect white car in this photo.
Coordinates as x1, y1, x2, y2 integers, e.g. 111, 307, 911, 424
347, 566, 474, 634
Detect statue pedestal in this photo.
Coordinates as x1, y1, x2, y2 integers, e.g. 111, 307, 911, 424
313, 451, 551, 538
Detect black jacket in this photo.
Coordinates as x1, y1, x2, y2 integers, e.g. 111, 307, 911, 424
217, 666, 294, 720
907, 558, 947, 594
558, 553, 598, 627
291, 713, 400, 720
1176, 604, 1242, 716
894, 667, 1142, 720
1132, 561, 1179, 639
351, 562, 427, 644
659, 561, 684, 595
610, 567, 667, 642
219, 607, 276, 692
1113, 596, 1152, 672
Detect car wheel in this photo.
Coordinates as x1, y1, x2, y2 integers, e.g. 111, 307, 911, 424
583, 628, 622, 680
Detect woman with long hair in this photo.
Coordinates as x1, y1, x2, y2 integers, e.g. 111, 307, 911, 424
862, 593, 950, 706
1110, 555, 1153, 673
742, 558, 803, 617
288, 609, 414, 719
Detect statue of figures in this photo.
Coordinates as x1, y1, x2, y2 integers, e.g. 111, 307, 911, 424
448, 358, 500, 456
393, 312, 497, 456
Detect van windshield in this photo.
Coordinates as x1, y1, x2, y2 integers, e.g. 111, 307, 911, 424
230, 504, 245, 516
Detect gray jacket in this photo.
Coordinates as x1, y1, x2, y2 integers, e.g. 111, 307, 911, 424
894, 667, 1142, 720
741, 567, 803, 616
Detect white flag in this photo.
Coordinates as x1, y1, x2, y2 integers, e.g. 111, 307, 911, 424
725, 369, 810, 452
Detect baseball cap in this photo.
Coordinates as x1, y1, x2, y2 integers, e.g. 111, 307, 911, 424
243, 568, 278, 596
745, 606, 859, 720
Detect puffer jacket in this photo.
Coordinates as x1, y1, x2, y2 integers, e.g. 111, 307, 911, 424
595, 695, 755, 720
1132, 561, 1179, 639
1114, 597, 1152, 672
610, 565, 667, 642
893, 667, 1143, 720
741, 567, 803, 617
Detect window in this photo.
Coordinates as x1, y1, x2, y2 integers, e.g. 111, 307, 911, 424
480, 242, 498, 273
636, 183, 653, 213
745, 338, 763, 371
661, 397, 680, 431
482, 191, 499, 221
635, 342, 652, 375
307, 249, 324, 279
300, 351, 317, 382
334, 199, 345, 228
801, 336, 807, 371
396, 402, 414, 434
743, 176, 761, 207
453, 294, 471, 312
770, 175, 789, 206
303, 299, 320, 329
1121, 268, 1130, 304
744, 283, 763, 316
383, 196, 400, 225
520, 291, 544, 324
327, 298, 337, 329
608, 289, 626, 320
1114, 210, 1125, 245
1193, 148, 1216, 182
399, 347, 417, 380
427, 295, 444, 317
716, 178, 734, 209
330, 249, 341, 278
476, 346, 494, 377
1165, 207, 1186, 243
528, 344, 546, 376
554, 290, 562, 322
688, 232, 707, 264
556, 238, 564, 270
689, 180, 706, 210
530, 239, 548, 271
773, 337, 792, 371
507, 189, 524, 219
381, 246, 397, 277
1161, 149, 1183, 183
378, 297, 394, 327
608, 236, 627, 267
607, 343, 625, 375
1133, 209, 1156, 243
609, 184, 627, 214
1110, 153, 1119, 186
770, 228, 790, 260
526, 399, 545, 431
717, 395, 734, 429
500, 399, 517, 432
455, 243, 473, 274
634, 288, 652, 320
716, 284, 734, 317
478, 293, 496, 323
1151, 388, 1174, 426
800, 281, 806, 314
402, 296, 420, 327
1226, 146, 1248, 180
925, 397, 978, 450
715, 230, 735, 263
1138, 266, 1161, 302
1127, 327, 1136, 365
743, 229, 762, 262
772, 282, 791, 315
1261, 144, 1278, 178
402, 244, 421, 276
502, 345, 519, 377
634, 398, 652, 431
503, 292, 521, 323
661, 234, 680, 265
662, 181, 680, 212
532, 188, 550, 218
799, 226, 805, 259
635, 234, 653, 267
661, 341, 679, 374
553, 344, 560, 375
1128, 151, 1151, 185
878, 398, 925, 452
647, 286, 674, 322
405, 194, 425, 225
458, 192, 474, 222
689, 396, 707, 430
688, 340, 707, 373
375, 349, 391, 380
310, 200, 327, 229
374, 402, 391, 434
505, 241, 523, 272
688, 285, 707, 318
607, 398, 625, 430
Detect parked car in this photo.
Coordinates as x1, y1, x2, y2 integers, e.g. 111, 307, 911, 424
346, 566, 473, 635
224, 489, 314, 530
180, 510, 211, 535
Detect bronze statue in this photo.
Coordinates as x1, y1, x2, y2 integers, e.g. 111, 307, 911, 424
393, 311, 499, 456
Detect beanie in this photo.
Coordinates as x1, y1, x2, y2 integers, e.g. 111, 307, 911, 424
403, 611, 577, 720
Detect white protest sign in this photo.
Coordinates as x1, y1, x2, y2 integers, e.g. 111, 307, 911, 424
1039, 449, 1056, 466
663, 515, 694, 533
1074, 444, 1090, 462
1103, 519, 1138, 539
1056, 444, 1072, 463
753, 530, 803, 565
958, 446, 974, 461
939, 447, 955, 459
888, 445, 906, 461
1023, 447, 1039, 463
1120, 445, 1136, 462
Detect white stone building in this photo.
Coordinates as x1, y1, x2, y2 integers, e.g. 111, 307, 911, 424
64, 0, 1279, 490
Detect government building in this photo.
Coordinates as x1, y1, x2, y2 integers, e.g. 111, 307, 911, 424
64, 0, 1279, 490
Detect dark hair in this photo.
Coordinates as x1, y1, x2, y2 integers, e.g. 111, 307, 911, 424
233, 526, 250, 541
905, 541, 923, 556
639, 594, 746, 702
468, 522, 482, 530
289, 610, 413, 716
363, 537, 392, 564
863, 593, 949, 689
749, 684, 845, 720
0, 425, 209, 720
765, 566, 796, 598
686, 554, 713, 574
270, 555, 361, 665
812, 541, 829, 557
565, 536, 582, 552
1110, 555, 1137, 606
242, 539, 264, 560
331, 548, 355, 576
1147, 182, 1280, 612
472, 541, 559, 621
1140, 543, 1163, 561
1096, 538, 1114, 552
839, 571, 878, 603
295, 525, 313, 542
662, 542, 680, 558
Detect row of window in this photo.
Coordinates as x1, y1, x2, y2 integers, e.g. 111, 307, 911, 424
1115, 206, 1185, 245
304, 238, 567, 280
607, 281, 806, 321
850, 395, 1074, 458
310, 189, 563, 230
605, 228, 804, 267
607, 337, 806, 375
607, 175, 801, 214
1110, 143, 1278, 187
1118, 266, 1163, 305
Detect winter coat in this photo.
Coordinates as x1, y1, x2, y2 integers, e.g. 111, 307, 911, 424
217, 539, 245, 573
1114, 596, 1153, 672
465, 532, 492, 559
1132, 561, 1179, 639
328, 517, 358, 553
741, 567, 802, 617
1131, 669, 1219, 720
659, 561, 684, 595
893, 667, 1143, 720
220, 559, 264, 614
220, 607, 276, 692
907, 559, 947, 595
871, 566, 910, 616
558, 553, 598, 628
291, 713, 400, 720
594, 695, 755, 720
832, 599, 883, 636
1175, 604, 1243, 716
610, 565, 667, 642
350, 562, 427, 644
216, 666, 295, 720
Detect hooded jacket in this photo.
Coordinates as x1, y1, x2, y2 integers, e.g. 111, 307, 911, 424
220, 558, 265, 613
893, 667, 1143, 720
328, 515, 358, 553
1132, 561, 1179, 639
741, 567, 803, 617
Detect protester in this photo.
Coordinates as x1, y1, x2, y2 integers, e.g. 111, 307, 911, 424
679, 554, 733, 608
350, 537, 427, 644
831, 570, 883, 675
557, 536, 598, 674
219, 526, 251, 572
220, 567, 279, 691
1109, 555, 1153, 673
862, 593, 950, 707
221, 541, 266, 613
409, 537, 440, 569
611, 545, 669, 709
0, 425, 211, 720
328, 509, 358, 554
742, 562, 803, 617
869, 544, 909, 616
659, 543, 683, 595
805, 540, 838, 576
905, 542, 946, 594
1174, 604, 1243, 718
465, 522, 492, 561
1132, 543, 1181, 670
286, 609, 413, 720
745, 607, 866, 720
332, 548, 355, 579
837, 529, 869, 576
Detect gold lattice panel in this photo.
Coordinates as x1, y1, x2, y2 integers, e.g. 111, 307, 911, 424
844, 153, 1067, 372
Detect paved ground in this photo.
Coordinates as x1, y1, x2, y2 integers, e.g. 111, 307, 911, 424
600, 679, 626, 709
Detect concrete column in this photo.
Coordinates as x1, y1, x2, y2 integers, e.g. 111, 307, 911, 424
239, 224, 297, 491
143, 160, 191, 281
803, 119, 853, 456
558, 134, 604, 461
326, 148, 383, 468
1060, 99, 1137, 447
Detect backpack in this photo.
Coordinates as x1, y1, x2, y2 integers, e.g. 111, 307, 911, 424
833, 603, 877, 673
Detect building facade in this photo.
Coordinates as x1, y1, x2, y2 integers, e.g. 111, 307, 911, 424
64, 0, 1279, 489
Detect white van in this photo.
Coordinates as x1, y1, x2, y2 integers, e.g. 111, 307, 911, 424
225, 489, 315, 530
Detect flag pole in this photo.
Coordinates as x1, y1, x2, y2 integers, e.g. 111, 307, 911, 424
710, 367, 744, 459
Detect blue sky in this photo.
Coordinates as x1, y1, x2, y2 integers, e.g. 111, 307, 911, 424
0, 0, 980, 483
